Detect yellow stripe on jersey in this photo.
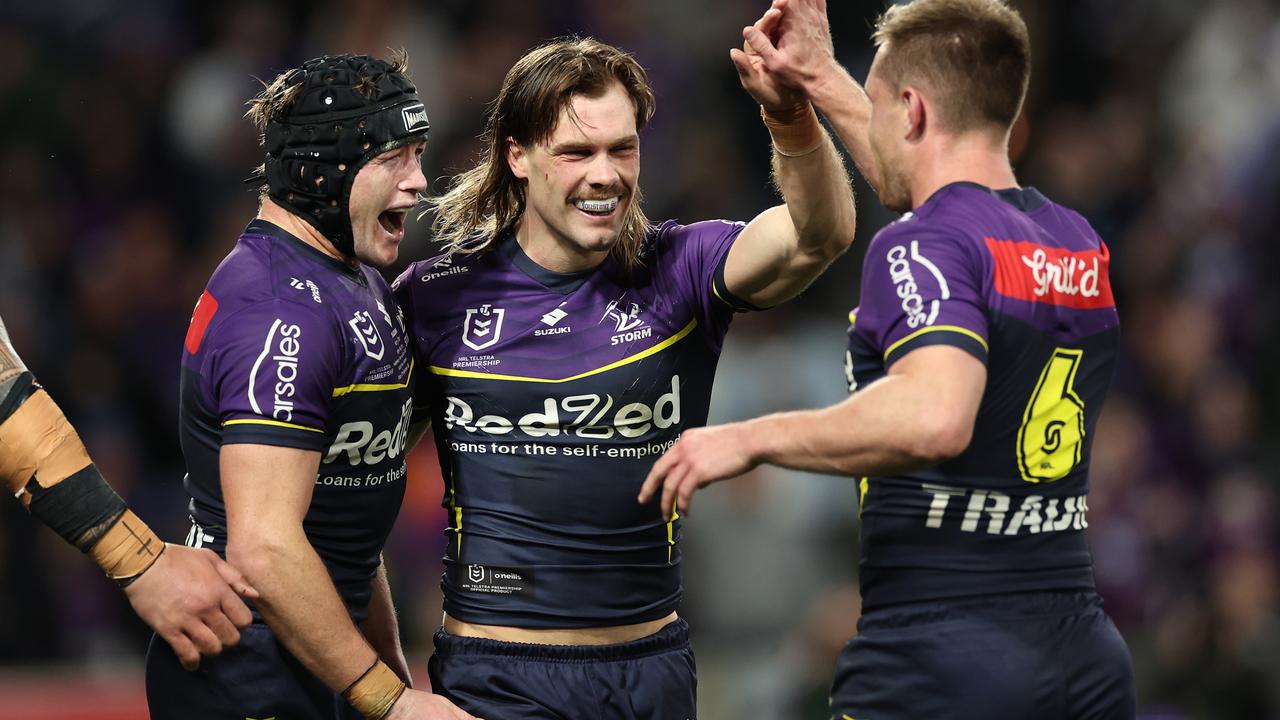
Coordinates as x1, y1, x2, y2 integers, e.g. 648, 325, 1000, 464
430, 319, 698, 383
883, 324, 988, 361
848, 310, 857, 326
859, 477, 869, 515
332, 359, 414, 397
667, 509, 680, 564
711, 280, 738, 310
448, 466, 462, 556
223, 418, 324, 433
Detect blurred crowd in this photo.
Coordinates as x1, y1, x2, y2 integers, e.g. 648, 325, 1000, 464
1, 1, 1277, 718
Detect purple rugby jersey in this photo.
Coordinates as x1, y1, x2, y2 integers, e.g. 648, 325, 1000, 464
179, 220, 413, 621
846, 182, 1121, 611
394, 219, 753, 628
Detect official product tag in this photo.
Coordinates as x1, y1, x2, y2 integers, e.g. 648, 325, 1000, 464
451, 563, 535, 597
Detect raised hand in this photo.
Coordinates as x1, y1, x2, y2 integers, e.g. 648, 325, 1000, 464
729, 5, 807, 113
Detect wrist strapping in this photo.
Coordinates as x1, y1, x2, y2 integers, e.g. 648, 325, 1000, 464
761, 102, 824, 157
89, 509, 166, 586
343, 659, 407, 720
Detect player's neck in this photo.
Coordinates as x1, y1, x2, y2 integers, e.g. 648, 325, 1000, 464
257, 200, 359, 269
513, 216, 608, 275
909, 133, 1018, 209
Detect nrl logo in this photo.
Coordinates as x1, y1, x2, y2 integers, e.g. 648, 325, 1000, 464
468, 564, 485, 583
463, 304, 505, 351
349, 310, 385, 360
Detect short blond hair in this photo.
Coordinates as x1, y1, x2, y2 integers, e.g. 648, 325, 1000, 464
873, 0, 1030, 134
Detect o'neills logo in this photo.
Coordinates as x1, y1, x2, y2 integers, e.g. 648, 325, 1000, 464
986, 238, 1115, 309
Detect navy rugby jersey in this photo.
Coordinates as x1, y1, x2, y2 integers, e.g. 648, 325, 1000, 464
179, 220, 413, 621
394, 220, 751, 627
846, 183, 1120, 611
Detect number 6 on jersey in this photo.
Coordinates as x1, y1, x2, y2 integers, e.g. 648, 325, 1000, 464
1018, 347, 1085, 483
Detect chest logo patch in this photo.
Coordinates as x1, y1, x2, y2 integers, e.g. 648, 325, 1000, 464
463, 304, 505, 351
349, 310, 385, 360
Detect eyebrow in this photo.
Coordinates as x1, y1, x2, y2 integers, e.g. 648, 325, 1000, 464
550, 135, 639, 153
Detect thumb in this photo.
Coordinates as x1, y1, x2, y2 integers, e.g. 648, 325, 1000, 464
211, 554, 260, 599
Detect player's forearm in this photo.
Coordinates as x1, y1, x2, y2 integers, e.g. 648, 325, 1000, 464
360, 558, 410, 684
762, 103, 855, 263
1, 319, 165, 582
805, 64, 879, 192
744, 373, 972, 477
228, 529, 378, 692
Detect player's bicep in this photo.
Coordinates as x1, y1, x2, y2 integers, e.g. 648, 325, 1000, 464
887, 345, 987, 437
722, 204, 795, 304
221, 444, 320, 535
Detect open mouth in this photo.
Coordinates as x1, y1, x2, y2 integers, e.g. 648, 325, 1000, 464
573, 196, 620, 216
378, 209, 408, 236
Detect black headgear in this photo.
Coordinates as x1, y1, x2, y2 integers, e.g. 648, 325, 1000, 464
254, 54, 429, 257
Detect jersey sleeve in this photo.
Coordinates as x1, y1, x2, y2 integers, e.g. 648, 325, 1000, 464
855, 224, 989, 367
391, 264, 434, 425
205, 299, 343, 451
658, 219, 756, 350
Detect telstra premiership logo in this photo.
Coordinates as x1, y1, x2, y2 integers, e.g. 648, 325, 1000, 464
462, 304, 505, 351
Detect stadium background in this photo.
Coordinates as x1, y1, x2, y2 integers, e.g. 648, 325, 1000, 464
1, 0, 1278, 718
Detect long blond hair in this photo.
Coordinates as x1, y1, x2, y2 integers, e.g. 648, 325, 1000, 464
429, 38, 656, 271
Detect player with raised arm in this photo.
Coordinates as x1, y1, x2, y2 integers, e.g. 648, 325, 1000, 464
0, 314, 258, 671
640, 1, 1136, 718
393, 31, 855, 720
143, 53, 475, 720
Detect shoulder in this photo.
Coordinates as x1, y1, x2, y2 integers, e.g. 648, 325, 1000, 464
393, 248, 487, 299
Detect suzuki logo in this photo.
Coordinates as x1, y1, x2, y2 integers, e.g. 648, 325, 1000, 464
463, 305, 505, 351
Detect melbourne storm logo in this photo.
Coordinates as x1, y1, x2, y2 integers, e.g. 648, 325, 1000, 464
463, 304, 505, 351
602, 300, 651, 345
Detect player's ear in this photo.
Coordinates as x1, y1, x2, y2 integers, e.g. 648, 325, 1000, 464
902, 86, 927, 142
505, 137, 530, 180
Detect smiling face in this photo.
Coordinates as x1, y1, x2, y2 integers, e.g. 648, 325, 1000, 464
507, 82, 640, 270
347, 140, 428, 268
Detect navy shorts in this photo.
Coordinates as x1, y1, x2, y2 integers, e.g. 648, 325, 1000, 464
429, 618, 697, 719
145, 623, 363, 720
830, 592, 1134, 720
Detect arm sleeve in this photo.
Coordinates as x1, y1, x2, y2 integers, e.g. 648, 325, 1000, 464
658, 220, 755, 351
855, 224, 989, 368
205, 299, 343, 451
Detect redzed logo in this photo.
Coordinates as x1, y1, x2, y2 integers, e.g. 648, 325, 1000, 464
986, 238, 1115, 309
185, 290, 219, 354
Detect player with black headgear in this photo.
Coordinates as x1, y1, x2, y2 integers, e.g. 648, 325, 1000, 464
144, 52, 476, 720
